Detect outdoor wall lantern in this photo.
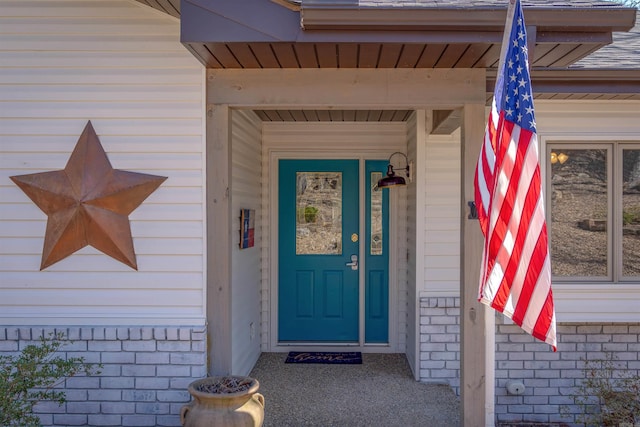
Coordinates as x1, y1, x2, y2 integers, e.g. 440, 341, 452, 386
377, 151, 412, 189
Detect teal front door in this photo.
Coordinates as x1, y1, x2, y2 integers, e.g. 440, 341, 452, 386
278, 159, 389, 343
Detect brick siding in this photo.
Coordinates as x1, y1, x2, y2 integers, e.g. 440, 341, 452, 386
0, 326, 206, 427
496, 322, 640, 425
419, 297, 461, 394
419, 297, 640, 425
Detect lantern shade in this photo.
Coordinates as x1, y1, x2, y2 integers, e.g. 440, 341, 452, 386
377, 152, 411, 189
377, 164, 406, 188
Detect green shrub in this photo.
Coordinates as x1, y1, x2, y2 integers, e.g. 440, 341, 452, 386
0, 332, 99, 427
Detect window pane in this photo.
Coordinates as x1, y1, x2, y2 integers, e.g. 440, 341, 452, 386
296, 172, 342, 255
550, 148, 608, 277
370, 172, 383, 255
622, 149, 640, 277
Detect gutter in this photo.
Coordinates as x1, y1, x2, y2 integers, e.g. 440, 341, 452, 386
300, 5, 636, 33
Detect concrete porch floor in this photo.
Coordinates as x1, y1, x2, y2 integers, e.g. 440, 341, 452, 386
249, 353, 461, 427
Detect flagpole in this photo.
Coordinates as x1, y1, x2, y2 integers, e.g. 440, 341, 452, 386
485, 305, 495, 427
493, 0, 518, 110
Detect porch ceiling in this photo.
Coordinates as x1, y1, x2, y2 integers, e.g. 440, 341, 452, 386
253, 109, 413, 122
252, 109, 458, 134
133, 0, 639, 110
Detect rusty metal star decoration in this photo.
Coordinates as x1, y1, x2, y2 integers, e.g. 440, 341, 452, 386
10, 121, 167, 270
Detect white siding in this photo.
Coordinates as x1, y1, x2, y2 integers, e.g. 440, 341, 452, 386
405, 111, 419, 376
0, 0, 206, 325
260, 129, 271, 351
231, 110, 262, 375
262, 121, 408, 351
395, 152, 409, 355
423, 130, 462, 296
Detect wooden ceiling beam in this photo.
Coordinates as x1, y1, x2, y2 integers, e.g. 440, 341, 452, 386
431, 109, 462, 135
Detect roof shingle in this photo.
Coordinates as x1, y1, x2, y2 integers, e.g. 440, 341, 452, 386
574, 18, 640, 68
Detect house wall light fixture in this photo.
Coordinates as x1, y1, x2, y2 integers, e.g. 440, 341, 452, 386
377, 151, 412, 189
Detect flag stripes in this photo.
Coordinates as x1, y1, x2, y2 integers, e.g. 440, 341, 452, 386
475, 114, 497, 237
474, 0, 556, 350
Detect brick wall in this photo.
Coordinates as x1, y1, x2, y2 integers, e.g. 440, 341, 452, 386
419, 296, 640, 426
496, 322, 640, 426
0, 326, 206, 427
419, 297, 461, 394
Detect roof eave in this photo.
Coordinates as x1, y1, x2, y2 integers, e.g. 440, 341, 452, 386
182, 0, 302, 43
181, 1, 633, 45
301, 7, 637, 33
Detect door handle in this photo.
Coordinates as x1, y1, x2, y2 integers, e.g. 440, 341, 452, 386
345, 254, 358, 270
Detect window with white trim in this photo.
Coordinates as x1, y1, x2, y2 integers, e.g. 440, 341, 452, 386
547, 142, 640, 282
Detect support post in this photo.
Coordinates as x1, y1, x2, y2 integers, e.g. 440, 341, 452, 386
206, 103, 233, 375
460, 102, 490, 426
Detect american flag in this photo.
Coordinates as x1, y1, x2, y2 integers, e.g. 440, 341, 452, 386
474, 0, 557, 350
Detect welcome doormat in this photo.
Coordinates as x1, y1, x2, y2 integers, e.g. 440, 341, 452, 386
285, 351, 362, 364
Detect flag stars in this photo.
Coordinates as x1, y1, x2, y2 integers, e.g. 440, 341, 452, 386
498, 0, 537, 134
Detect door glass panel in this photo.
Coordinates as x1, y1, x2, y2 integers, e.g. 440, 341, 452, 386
622, 148, 640, 277
370, 172, 383, 255
550, 148, 608, 277
296, 172, 342, 255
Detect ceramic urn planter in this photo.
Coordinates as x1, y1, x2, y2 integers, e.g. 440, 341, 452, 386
180, 376, 265, 427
